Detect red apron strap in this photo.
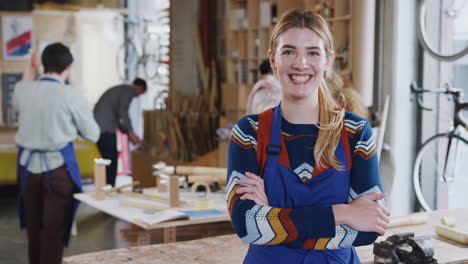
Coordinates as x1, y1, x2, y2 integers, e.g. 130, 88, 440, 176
257, 109, 273, 177
257, 108, 291, 177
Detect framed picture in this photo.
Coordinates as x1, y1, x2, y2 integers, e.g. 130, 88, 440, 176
2, 15, 33, 59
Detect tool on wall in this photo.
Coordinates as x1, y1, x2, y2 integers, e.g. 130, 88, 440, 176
373, 232, 437, 264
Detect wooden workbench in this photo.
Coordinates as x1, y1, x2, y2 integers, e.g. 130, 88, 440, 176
64, 208, 468, 263
74, 189, 232, 245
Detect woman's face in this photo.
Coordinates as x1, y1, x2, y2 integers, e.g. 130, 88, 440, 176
270, 27, 331, 101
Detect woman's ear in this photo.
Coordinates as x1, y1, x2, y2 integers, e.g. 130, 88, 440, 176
268, 50, 276, 73
325, 52, 335, 71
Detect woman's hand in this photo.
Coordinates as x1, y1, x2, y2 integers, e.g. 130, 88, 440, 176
236, 172, 269, 206
333, 192, 391, 236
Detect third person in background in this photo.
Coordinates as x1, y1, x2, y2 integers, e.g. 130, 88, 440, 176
246, 59, 282, 115
93, 78, 147, 186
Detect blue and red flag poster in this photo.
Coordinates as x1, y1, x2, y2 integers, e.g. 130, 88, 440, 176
2, 16, 33, 59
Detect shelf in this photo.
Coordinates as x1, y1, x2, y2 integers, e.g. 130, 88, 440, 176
0, 126, 18, 132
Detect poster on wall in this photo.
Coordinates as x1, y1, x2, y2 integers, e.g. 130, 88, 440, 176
2, 16, 33, 59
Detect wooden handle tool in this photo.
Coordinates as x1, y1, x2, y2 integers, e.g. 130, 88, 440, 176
119, 200, 167, 211
440, 216, 457, 227
388, 212, 429, 228
435, 224, 468, 245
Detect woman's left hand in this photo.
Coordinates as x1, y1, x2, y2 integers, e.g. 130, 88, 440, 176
236, 172, 269, 206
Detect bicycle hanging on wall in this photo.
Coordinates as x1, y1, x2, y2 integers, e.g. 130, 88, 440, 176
417, 0, 468, 61
412, 0, 468, 212
115, 12, 169, 81
410, 82, 468, 212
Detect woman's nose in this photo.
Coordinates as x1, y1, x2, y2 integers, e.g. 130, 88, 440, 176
292, 54, 310, 69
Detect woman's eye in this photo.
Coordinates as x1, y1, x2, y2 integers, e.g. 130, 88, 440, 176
309, 51, 320, 56
282, 50, 294, 55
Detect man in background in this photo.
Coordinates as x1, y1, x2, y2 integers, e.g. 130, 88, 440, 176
93, 78, 147, 186
14, 43, 100, 264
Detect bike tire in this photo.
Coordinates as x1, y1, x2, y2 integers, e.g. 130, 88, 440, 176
116, 41, 139, 81
417, 0, 468, 61
413, 133, 468, 212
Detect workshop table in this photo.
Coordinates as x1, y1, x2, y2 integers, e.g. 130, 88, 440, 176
74, 189, 231, 245
64, 208, 468, 263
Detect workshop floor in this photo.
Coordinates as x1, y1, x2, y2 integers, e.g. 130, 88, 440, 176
0, 176, 132, 264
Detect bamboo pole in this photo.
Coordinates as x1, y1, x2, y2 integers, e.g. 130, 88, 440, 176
119, 200, 167, 211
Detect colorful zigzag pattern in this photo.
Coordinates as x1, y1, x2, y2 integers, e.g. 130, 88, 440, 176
354, 135, 376, 160
230, 123, 257, 150
226, 171, 298, 245
227, 169, 382, 249
344, 119, 366, 136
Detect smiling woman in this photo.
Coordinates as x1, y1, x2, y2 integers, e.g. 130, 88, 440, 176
226, 9, 390, 264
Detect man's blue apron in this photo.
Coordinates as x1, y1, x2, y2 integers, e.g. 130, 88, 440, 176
16, 77, 82, 246
244, 105, 360, 264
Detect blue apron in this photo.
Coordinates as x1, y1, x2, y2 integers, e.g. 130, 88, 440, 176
16, 77, 82, 246
244, 105, 360, 264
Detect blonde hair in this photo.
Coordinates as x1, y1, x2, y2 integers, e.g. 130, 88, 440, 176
329, 72, 370, 120
269, 9, 345, 170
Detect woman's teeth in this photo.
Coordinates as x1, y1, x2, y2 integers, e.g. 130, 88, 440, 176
290, 74, 311, 83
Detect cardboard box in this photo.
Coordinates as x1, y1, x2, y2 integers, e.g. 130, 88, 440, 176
221, 82, 251, 111
218, 140, 229, 168
132, 150, 160, 188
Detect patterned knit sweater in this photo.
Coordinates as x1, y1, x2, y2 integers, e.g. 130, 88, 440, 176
226, 111, 383, 250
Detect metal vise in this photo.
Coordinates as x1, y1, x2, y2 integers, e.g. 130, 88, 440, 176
373, 232, 438, 264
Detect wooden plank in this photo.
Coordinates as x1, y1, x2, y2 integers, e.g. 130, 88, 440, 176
119, 200, 167, 211
121, 191, 186, 205
93, 163, 107, 200
163, 226, 176, 243
192, 24, 209, 95
118, 221, 234, 247
169, 176, 180, 207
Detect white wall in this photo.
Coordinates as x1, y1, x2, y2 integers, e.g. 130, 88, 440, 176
73, 10, 123, 105
381, 0, 419, 216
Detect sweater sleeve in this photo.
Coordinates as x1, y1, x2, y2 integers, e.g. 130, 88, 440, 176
68, 88, 100, 143
305, 117, 384, 249
226, 116, 337, 246
117, 89, 135, 134
344, 116, 384, 247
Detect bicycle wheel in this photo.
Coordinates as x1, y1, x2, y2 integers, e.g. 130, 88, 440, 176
413, 133, 468, 212
417, 0, 468, 61
116, 41, 139, 81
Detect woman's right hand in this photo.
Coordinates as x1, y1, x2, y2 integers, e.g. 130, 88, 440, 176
236, 172, 269, 206
333, 192, 391, 236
